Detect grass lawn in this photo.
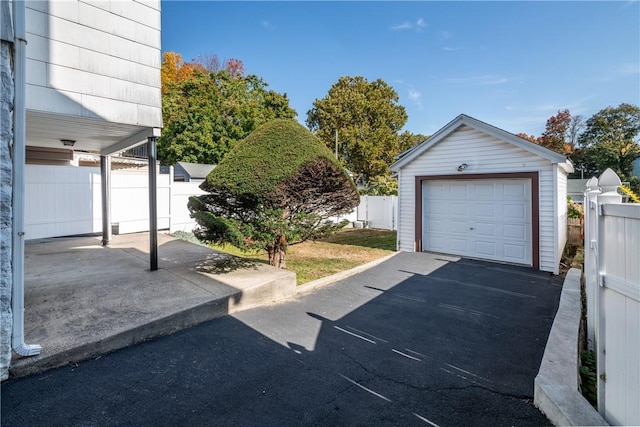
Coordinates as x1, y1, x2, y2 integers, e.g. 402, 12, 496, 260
178, 228, 397, 285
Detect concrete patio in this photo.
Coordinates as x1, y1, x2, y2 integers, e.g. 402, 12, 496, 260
10, 232, 296, 378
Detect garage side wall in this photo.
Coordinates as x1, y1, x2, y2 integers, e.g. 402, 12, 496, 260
397, 125, 557, 273
556, 165, 568, 271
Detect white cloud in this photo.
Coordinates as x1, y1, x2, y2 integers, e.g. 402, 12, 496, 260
391, 18, 427, 31
442, 46, 461, 52
408, 89, 422, 109
261, 20, 270, 28
391, 21, 412, 30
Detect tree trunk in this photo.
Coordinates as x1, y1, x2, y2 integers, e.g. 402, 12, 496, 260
267, 235, 287, 269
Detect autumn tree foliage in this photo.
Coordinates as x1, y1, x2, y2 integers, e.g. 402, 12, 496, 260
188, 119, 359, 268
159, 52, 296, 166
517, 110, 584, 154
521, 104, 640, 182
516, 133, 538, 143
306, 76, 408, 189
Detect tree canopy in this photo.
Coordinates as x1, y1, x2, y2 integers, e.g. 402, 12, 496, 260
575, 103, 640, 178
159, 52, 296, 166
306, 76, 408, 187
520, 104, 640, 181
188, 119, 360, 267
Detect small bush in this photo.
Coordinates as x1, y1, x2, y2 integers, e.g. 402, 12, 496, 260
579, 349, 597, 407
567, 196, 583, 219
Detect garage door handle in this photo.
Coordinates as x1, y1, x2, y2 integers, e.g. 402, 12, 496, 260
469, 227, 474, 230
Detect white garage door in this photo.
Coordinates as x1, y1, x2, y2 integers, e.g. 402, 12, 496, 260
422, 179, 532, 265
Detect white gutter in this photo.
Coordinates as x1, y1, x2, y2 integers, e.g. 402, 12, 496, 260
12, 0, 40, 357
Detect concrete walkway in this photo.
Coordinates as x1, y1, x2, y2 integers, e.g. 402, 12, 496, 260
10, 232, 295, 378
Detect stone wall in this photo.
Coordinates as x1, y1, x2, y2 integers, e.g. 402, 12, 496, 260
1, 37, 14, 381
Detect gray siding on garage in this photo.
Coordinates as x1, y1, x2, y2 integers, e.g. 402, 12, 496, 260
396, 125, 558, 273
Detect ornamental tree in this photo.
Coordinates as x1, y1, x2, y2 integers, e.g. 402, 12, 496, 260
188, 119, 360, 268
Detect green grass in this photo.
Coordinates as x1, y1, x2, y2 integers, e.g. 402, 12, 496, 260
322, 228, 397, 251
173, 228, 397, 285
287, 257, 363, 285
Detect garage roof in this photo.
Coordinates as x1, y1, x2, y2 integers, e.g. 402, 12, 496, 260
390, 114, 572, 172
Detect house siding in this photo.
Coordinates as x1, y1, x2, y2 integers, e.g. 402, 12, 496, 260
397, 125, 559, 273
25, 0, 162, 127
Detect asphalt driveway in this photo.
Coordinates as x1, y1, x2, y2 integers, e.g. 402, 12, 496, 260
1, 252, 562, 426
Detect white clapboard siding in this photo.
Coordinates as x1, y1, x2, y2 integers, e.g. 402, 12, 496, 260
555, 166, 568, 266
25, 0, 162, 127
397, 125, 558, 273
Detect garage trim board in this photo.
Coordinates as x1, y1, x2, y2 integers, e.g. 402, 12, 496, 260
414, 172, 539, 269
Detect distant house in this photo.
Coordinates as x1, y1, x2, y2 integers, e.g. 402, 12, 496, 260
632, 157, 640, 177
567, 179, 589, 204
390, 114, 574, 275
173, 161, 216, 182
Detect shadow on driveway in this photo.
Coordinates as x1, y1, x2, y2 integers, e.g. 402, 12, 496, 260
2, 253, 562, 426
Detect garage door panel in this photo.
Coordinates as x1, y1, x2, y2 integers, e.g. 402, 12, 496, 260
475, 203, 495, 218
504, 182, 527, 198
503, 224, 526, 239
423, 179, 531, 266
475, 241, 496, 257
450, 184, 468, 198
426, 218, 446, 233
475, 222, 495, 237
426, 235, 447, 251
450, 238, 469, 252
427, 183, 447, 198
504, 204, 526, 220
447, 220, 469, 234
475, 183, 495, 198
427, 201, 447, 216
449, 202, 468, 216
504, 244, 526, 261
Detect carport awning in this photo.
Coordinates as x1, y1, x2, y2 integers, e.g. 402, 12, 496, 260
26, 110, 160, 154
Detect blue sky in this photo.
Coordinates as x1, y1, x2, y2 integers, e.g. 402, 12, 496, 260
161, 1, 640, 137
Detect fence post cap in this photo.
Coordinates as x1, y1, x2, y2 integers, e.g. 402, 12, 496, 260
597, 168, 623, 204
586, 177, 599, 190
598, 169, 621, 193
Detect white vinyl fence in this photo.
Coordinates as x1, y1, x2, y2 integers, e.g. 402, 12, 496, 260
25, 165, 192, 240
357, 195, 397, 230
584, 169, 640, 426
25, 165, 399, 240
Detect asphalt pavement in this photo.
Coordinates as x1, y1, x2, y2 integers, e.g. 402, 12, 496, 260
1, 252, 562, 426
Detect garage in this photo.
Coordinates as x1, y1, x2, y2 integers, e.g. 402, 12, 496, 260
390, 114, 573, 274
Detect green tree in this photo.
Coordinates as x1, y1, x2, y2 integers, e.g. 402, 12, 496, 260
306, 76, 408, 186
188, 119, 359, 268
355, 131, 429, 196
159, 54, 296, 166
574, 103, 640, 178
398, 131, 430, 154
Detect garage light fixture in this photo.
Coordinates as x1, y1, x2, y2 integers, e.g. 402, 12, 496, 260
457, 163, 468, 172
60, 139, 76, 147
